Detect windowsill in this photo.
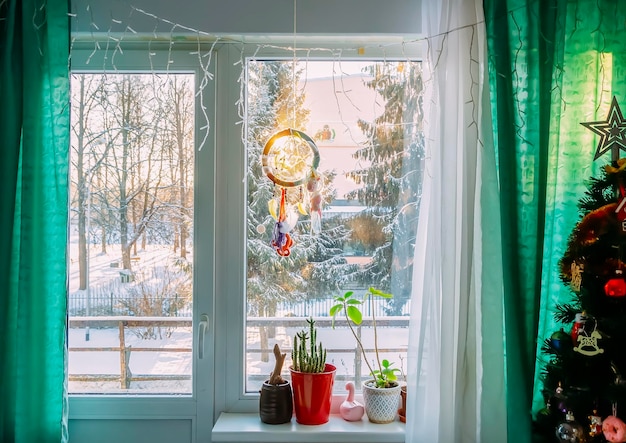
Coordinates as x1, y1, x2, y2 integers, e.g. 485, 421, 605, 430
212, 412, 405, 443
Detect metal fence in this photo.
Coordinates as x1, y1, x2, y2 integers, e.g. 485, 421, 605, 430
276, 297, 411, 318
69, 289, 409, 319
68, 279, 192, 317
68, 273, 410, 319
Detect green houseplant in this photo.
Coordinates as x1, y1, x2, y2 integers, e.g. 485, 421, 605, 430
289, 317, 336, 425
330, 287, 402, 423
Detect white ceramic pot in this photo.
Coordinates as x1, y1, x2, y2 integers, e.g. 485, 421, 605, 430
361, 380, 401, 423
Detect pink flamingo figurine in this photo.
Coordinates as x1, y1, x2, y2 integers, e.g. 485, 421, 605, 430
340, 382, 365, 421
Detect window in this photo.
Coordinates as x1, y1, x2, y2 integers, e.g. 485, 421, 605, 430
243, 58, 423, 394
66, 44, 216, 401
66, 0, 426, 437
67, 42, 422, 421
68, 71, 196, 394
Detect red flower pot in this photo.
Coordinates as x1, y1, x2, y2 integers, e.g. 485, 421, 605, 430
290, 363, 336, 425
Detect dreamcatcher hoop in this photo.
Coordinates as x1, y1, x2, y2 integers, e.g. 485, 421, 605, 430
262, 128, 320, 188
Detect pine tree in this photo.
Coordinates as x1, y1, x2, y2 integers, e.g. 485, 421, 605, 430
346, 62, 424, 314
246, 61, 356, 322
535, 161, 626, 442
246, 61, 310, 316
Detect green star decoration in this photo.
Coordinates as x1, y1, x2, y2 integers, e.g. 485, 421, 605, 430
582, 96, 626, 161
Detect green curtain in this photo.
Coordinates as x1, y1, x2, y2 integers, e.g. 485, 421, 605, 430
0, 0, 70, 442
485, 0, 626, 439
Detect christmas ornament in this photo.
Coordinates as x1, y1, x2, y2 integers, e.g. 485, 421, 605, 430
581, 96, 626, 161
550, 383, 568, 414
570, 261, 584, 293
589, 410, 603, 438
555, 410, 585, 443
571, 312, 588, 342
574, 328, 604, 357
606, 270, 626, 297
551, 329, 572, 352
603, 415, 626, 442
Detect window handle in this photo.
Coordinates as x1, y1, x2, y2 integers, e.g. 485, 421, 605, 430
198, 314, 209, 359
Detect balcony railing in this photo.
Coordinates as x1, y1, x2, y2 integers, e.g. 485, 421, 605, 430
68, 316, 409, 392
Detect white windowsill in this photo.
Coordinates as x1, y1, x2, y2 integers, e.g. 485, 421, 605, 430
212, 412, 406, 443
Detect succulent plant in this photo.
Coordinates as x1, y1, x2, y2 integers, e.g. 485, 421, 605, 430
292, 317, 327, 373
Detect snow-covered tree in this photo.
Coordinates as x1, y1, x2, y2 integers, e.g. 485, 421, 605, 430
245, 61, 357, 325
71, 73, 196, 273
347, 62, 424, 314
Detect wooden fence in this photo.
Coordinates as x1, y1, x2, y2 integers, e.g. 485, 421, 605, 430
68, 316, 409, 390
69, 317, 192, 389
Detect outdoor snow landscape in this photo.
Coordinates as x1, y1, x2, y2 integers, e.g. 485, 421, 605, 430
67, 59, 418, 396
68, 237, 194, 394
68, 239, 409, 395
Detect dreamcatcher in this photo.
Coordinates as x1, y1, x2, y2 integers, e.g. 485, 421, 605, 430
261, 0, 323, 257
263, 128, 323, 257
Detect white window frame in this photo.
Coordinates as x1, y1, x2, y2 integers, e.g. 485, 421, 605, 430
213, 40, 423, 416
67, 43, 216, 435
67, 37, 423, 430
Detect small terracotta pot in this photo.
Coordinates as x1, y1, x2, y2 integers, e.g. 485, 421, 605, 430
290, 363, 336, 425
259, 380, 293, 424
398, 385, 407, 423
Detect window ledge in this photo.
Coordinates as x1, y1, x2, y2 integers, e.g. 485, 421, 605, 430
212, 412, 405, 443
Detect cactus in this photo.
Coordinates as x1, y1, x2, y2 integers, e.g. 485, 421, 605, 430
292, 317, 327, 373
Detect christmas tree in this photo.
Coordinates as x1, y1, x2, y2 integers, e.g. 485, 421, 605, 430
535, 97, 626, 443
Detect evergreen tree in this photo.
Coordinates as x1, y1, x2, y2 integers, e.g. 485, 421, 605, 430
535, 161, 626, 442
245, 62, 356, 322
347, 62, 424, 314
246, 61, 309, 317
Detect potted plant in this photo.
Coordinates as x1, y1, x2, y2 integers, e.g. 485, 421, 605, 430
290, 317, 336, 425
259, 344, 293, 424
398, 355, 407, 423
330, 287, 402, 423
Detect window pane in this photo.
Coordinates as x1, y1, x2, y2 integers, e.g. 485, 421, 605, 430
245, 60, 423, 393
68, 73, 195, 394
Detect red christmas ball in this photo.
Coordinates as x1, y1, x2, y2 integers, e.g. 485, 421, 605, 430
605, 277, 626, 297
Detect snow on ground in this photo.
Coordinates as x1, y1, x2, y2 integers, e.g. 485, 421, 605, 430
69, 320, 408, 394
67, 241, 408, 395
68, 240, 194, 393
69, 326, 194, 394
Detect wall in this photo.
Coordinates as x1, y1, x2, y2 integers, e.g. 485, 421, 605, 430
70, 0, 422, 37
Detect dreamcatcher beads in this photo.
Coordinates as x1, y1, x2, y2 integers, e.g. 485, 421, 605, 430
307, 170, 323, 235
271, 188, 294, 256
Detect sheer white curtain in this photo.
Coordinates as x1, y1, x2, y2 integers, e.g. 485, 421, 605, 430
406, 0, 507, 441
